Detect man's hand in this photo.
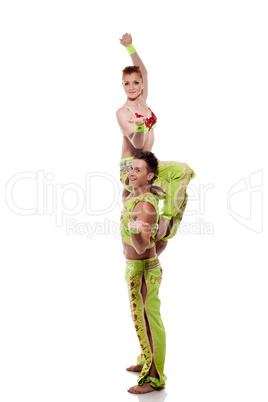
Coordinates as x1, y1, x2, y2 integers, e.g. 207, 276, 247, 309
128, 220, 150, 233
119, 33, 132, 47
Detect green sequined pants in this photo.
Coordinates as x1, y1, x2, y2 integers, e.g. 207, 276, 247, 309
125, 256, 167, 388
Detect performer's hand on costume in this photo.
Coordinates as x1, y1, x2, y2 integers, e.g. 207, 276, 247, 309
128, 220, 150, 233
119, 33, 132, 47
155, 215, 171, 242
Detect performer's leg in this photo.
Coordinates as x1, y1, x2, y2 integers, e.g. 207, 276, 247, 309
126, 272, 155, 373
141, 273, 157, 378
155, 161, 195, 240
125, 257, 167, 389
120, 157, 133, 194
157, 161, 195, 219
143, 260, 166, 388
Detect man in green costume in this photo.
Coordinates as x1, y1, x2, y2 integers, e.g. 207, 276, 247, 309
120, 156, 195, 251
121, 151, 167, 394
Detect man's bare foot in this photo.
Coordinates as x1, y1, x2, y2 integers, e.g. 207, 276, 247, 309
126, 365, 142, 372
127, 383, 158, 394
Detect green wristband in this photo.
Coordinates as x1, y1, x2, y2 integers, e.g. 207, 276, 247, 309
162, 214, 172, 221
130, 229, 140, 234
134, 123, 145, 132
126, 44, 136, 55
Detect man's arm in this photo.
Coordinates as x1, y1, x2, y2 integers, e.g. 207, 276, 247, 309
128, 201, 156, 255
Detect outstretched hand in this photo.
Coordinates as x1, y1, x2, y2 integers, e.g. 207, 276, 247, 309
119, 33, 132, 47
127, 116, 146, 125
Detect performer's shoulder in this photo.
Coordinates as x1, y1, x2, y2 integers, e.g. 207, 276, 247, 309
116, 105, 128, 117
137, 193, 159, 207
145, 192, 159, 201
134, 200, 157, 225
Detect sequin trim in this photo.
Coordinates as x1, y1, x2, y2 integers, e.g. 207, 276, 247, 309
120, 157, 133, 174
145, 258, 161, 271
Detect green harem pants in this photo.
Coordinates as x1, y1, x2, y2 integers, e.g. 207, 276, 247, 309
125, 256, 167, 388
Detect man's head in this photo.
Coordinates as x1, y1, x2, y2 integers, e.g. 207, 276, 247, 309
127, 151, 158, 188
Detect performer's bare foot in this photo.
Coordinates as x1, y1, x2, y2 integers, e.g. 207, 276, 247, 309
126, 365, 142, 372
128, 383, 159, 394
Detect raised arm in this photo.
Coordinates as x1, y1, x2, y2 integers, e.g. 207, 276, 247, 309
119, 33, 148, 101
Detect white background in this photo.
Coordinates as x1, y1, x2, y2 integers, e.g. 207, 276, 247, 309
1, 1, 267, 401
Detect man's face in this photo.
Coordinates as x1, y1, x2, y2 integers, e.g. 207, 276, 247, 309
127, 159, 154, 188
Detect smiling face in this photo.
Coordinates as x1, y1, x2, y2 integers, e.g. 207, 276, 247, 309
122, 73, 144, 99
127, 159, 155, 188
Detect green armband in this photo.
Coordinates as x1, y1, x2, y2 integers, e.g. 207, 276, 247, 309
130, 229, 140, 234
126, 44, 136, 55
134, 123, 145, 132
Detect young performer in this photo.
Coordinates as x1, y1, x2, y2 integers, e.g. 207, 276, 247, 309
121, 151, 166, 394
117, 33, 195, 253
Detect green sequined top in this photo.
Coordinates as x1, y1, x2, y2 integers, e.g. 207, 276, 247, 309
120, 192, 159, 248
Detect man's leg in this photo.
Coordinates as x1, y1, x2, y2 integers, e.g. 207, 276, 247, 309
126, 274, 157, 374
141, 273, 158, 377
120, 156, 133, 195
125, 257, 167, 394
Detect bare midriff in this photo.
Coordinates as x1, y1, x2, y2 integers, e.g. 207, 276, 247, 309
122, 239, 157, 260
121, 129, 155, 160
